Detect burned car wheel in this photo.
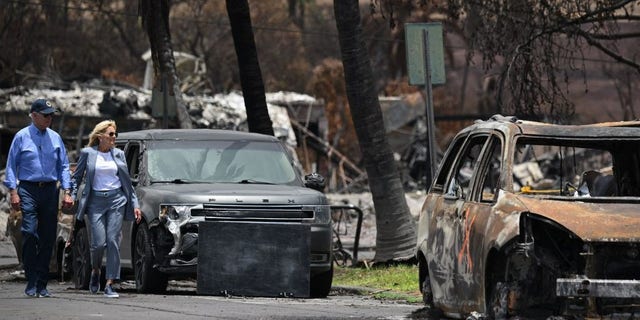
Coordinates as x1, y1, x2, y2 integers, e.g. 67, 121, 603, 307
487, 280, 509, 319
310, 264, 333, 298
72, 226, 91, 290
419, 260, 433, 307
134, 222, 168, 293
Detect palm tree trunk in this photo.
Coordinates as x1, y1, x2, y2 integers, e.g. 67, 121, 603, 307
333, 0, 416, 262
139, 0, 192, 129
226, 0, 274, 136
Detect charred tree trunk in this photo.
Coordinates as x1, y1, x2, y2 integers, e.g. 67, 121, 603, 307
138, 0, 192, 129
288, 0, 305, 29
226, 0, 274, 136
333, 0, 416, 262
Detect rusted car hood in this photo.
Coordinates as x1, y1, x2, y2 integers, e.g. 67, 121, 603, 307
512, 194, 640, 242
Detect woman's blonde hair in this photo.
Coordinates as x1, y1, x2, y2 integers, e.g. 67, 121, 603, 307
87, 120, 117, 147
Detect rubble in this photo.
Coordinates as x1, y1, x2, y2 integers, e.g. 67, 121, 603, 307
1, 80, 437, 193
0, 84, 300, 148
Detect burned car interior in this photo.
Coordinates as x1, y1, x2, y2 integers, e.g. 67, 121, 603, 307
512, 138, 640, 198
416, 116, 640, 319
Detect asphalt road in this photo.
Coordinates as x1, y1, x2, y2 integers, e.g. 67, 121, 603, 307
0, 278, 430, 320
0, 240, 433, 319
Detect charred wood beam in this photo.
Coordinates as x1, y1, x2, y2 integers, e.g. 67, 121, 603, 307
289, 118, 366, 179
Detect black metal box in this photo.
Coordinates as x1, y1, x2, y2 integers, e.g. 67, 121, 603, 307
197, 221, 310, 297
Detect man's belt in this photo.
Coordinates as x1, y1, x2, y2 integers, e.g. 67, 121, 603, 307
20, 180, 57, 187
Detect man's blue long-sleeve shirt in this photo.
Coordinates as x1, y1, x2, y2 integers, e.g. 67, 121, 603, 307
4, 123, 72, 190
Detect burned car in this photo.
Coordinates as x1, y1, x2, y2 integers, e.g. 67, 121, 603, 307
70, 129, 333, 297
416, 115, 640, 318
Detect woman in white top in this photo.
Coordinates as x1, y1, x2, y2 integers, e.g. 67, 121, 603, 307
71, 120, 141, 298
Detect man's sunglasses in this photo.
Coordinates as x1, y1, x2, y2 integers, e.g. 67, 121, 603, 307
40, 113, 52, 118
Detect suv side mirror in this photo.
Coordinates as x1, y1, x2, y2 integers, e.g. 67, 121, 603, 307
304, 173, 325, 192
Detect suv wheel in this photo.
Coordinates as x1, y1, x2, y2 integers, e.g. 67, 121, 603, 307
310, 264, 333, 298
134, 222, 168, 293
72, 226, 91, 290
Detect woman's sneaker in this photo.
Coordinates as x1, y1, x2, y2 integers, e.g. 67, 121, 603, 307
24, 286, 37, 298
89, 272, 100, 294
104, 284, 119, 298
37, 288, 52, 298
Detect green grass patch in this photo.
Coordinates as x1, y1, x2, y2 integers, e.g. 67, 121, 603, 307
332, 263, 423, 304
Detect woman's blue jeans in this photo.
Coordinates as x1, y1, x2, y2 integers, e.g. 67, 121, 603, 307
86, 188, 127, 281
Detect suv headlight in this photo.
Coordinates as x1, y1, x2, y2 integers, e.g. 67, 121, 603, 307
312, 205, 331, 225
160, 205, 195, 255
160, 205, 194, 230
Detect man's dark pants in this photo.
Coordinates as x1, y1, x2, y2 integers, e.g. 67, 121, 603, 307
18, 182, 58, 292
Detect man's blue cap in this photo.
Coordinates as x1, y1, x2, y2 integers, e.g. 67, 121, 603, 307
30, 99, 56, 114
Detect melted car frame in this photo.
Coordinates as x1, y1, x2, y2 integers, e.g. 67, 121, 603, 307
416, 115, 640, 318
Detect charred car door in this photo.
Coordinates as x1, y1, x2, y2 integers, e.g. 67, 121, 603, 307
453, 134, 503, 312
427, 133, 490, 312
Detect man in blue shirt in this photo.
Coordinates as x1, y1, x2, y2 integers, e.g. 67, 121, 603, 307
4, 99, 74, 298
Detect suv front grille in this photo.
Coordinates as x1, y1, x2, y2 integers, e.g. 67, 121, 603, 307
192, 204, 314, 222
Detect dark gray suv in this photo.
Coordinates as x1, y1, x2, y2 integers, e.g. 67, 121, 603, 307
71, 129, 333, 297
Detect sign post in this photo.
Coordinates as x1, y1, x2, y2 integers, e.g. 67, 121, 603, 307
405, 22, 445, 189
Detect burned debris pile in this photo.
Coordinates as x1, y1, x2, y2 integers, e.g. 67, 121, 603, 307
1, 81, 436, 194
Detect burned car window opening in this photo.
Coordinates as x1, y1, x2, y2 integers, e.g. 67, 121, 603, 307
446, 135, 489, 199
433, 136, 466, 193
511, 137, 640, 198
477, 136, 503, 203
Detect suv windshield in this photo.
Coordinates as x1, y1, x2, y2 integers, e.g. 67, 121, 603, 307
146, 140, 298, 184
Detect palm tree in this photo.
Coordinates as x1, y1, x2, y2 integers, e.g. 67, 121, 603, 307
138, 0, 192, 129
226, 0, 274, 136
333, 0, 416, 262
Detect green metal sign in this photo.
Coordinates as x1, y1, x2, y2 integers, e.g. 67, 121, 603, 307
405, 23, 446, 85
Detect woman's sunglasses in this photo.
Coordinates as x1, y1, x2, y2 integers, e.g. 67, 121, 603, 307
107, 132, 118, 137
